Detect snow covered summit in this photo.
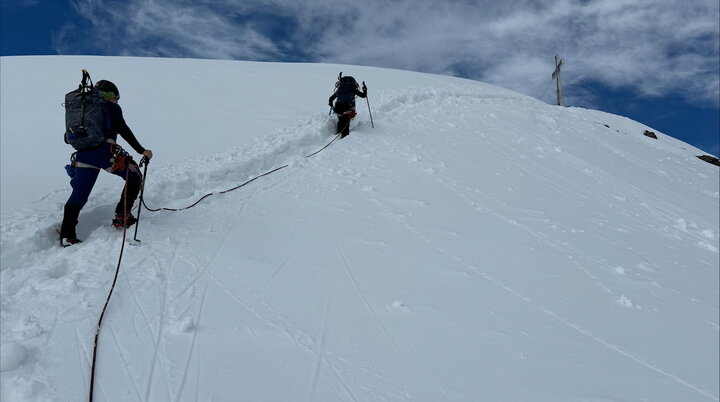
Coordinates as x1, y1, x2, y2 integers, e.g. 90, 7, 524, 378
1, 56, 718, 401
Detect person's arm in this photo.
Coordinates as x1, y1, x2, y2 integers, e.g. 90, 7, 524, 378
328, 92, 337, 106
354, 84, 367, 98
108, 103, 152, 159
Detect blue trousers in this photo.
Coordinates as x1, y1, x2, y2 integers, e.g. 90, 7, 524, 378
60, 144, 142, 238
66, 163, 142, 210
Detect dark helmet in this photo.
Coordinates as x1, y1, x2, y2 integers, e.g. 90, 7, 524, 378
95, 80, 119, 98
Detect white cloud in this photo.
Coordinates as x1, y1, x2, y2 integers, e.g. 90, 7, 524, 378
57, 0, 719, 108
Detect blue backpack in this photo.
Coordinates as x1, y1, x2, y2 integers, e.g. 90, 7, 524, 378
64, 70, 110, 151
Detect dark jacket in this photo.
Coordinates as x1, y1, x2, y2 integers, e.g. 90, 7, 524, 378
329, 87, 367, 108
75, 102, 145, 168
105, 101, 145, 154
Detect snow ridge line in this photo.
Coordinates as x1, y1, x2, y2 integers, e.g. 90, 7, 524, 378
372, 86, 539, 117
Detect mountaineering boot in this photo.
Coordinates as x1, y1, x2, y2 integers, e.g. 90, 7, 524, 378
112, 213, 138, 229
56, 229, 82, 248
59, 204, 83, 246
60, 235, 83, 247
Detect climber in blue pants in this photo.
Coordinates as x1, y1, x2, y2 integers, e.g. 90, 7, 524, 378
59, 79, 153, 246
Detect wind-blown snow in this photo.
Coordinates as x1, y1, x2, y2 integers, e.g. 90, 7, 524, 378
1, 56, 718, 401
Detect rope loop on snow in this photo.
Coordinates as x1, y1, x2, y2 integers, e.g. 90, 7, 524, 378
142, 132, 342, 212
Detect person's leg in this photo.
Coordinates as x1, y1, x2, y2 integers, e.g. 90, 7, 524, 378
338, 114, 351, 138
60, 167, 100, 239
109, 160, 143, 216
334, 102, 351, 136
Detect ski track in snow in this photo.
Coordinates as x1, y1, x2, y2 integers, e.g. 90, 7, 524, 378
145, 252, 173, 402
108, 325, 143, 400
251, 246, 298, 296
331, 239, 412, 400
209, 274, 364, 398
175, 195, 247, 401
308, 274, 334, 402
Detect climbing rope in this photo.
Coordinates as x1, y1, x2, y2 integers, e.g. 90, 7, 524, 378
88, 125, 349, 401
142, 131, 343, 213
88, 167, 131, 402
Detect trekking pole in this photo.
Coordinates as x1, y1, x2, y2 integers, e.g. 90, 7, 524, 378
363, 81, 374, 128
132, 156, 149, 243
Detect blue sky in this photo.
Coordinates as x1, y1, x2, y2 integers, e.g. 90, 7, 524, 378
2, 0, 718, 155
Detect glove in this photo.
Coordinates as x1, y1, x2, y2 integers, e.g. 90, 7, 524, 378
329, 101, 333, 107
362, 81, 367, 93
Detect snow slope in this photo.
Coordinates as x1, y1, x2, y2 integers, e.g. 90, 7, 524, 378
1, 56, 718, 401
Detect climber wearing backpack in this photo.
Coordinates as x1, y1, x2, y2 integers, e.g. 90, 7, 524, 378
59, 79, 153, 246
328, 75, 367, 138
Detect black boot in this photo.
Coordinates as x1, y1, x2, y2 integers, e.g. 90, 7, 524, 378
60, 204, 83, 244
112, 213, 138, 229
114, 170, 142, 216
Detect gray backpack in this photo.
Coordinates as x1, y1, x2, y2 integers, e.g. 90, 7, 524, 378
64, 70, 109, 150
335, 75, 359, 105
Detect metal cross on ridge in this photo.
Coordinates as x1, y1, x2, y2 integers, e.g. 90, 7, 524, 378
552, 55, 565, 106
